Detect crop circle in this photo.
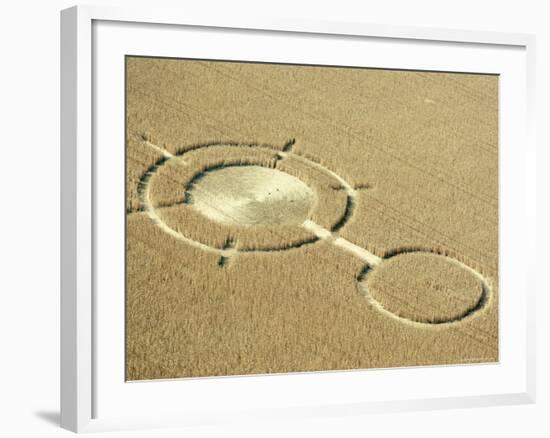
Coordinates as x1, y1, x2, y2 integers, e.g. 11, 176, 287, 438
359, 252, 488, 324
142, 143, 353, 253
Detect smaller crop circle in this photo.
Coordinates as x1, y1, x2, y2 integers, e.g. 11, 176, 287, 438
360, 252, 488, 324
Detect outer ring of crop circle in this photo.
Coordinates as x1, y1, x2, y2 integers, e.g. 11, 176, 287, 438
143, 142, 357, 255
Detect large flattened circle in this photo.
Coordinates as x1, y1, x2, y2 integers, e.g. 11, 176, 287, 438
361, 252, 486, 324
188, 165, 316, 226
145, 144, 352, 252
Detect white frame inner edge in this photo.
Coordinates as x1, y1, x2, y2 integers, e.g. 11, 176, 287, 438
60, 5, 536, 433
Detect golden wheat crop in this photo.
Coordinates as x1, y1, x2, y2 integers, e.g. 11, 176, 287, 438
125, 56, 498, 381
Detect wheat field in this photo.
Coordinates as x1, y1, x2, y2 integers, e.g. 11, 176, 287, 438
125, 56, 498, 381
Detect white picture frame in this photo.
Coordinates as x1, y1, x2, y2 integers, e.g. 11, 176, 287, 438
60, 4, 537, 433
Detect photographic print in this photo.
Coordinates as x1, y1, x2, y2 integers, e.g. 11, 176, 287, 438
125, 56, 498, 381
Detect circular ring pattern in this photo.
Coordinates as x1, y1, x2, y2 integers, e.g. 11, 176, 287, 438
140, 142, 356, 254
137, 139, 492, 326
357, 250, 491, 326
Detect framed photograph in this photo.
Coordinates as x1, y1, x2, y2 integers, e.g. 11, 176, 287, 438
60, 5, 536, 433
